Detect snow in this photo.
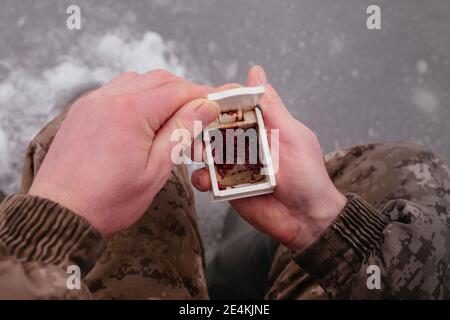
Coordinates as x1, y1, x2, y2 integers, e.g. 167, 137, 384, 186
416, 60, 428, 75
16, 16, 26, 27
0, 29, 187, 193
411, 87, 440, 114
0, 129, 8, 174
329, 37, 345, 55
368, 128, 378, 138
224, 61, 238, 80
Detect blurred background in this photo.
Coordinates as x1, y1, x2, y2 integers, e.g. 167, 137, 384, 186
0, 0, 449, 261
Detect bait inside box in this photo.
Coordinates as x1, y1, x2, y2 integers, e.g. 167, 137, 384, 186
203, 86, 276, 201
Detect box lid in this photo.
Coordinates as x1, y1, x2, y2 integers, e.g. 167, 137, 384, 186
207, 86, 265, 112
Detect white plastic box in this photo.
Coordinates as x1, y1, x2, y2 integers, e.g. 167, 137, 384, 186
203, 86, 276, 201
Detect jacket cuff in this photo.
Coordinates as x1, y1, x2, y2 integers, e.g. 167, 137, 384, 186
0, 194, 105, 276
292, 193, 390, 296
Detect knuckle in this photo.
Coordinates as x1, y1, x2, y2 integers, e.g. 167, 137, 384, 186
107, 94, 136, 121
306, 128, 319, 145
111, 93, 135, 107
121, 71, 139, 78
175, 81, 191, 94
177, 80, 190, 91
306, 127, 317, 140
70, 95, 93, 113
150, 69, 173, 81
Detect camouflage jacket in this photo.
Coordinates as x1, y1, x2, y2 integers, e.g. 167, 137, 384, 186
0, 192, 448, 299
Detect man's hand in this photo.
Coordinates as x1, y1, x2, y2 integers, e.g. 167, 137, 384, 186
191, 66, 347, 251
29, 70, 220, 235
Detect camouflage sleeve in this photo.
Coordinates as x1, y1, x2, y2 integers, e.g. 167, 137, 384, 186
292, 193, 450, 299
0, 194, 105, 299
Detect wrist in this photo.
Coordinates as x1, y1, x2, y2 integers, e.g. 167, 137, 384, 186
29, 181, 101, 233
286, 187, 347, 251
310, 187, 347, 231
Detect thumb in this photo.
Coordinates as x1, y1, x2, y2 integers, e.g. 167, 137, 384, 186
246, 65, 294, 129
148, 98, 220, 172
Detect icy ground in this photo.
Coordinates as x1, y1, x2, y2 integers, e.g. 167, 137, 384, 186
0, 0, 449, 261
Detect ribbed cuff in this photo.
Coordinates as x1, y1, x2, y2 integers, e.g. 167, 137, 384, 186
0, 194, 104, 275
292, 193, 390, 296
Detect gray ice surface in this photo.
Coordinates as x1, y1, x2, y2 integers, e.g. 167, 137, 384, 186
1, 0, 449, 261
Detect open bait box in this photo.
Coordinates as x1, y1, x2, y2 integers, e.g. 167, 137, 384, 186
203, 86, 276, 201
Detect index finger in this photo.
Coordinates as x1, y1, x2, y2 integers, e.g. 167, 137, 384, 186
133, 80, 214, 131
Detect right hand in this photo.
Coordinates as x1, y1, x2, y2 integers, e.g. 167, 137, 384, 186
191, 66, 347, 251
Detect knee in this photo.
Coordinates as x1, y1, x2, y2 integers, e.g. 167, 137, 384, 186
358, 141, 449, 196
329, 141, 449, 207
370, 142, 443, 169
375, 141, 433, 155
327, 141, 443, 180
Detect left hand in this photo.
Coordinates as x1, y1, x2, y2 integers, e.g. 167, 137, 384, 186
30, 70, 220, 235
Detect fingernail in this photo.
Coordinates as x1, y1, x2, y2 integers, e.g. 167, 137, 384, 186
255, 65, 268, 85
195, 100, 220, 124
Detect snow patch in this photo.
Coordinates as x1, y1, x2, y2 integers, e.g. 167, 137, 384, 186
329, 37, 345, 55
16, 16, 26, 27
416, 60, 428, 75
224, 61, 238, 80
368, 128, 378, 138
0, 129, 8, 173
411, 87, 440, 114
0, 30, 187, 193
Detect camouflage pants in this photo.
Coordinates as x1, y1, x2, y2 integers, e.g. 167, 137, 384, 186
21, 109, 450, 299
265, 142, 450, 299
